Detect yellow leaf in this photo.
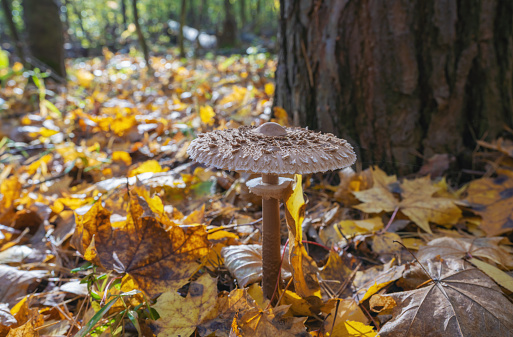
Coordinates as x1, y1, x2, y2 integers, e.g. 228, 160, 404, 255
344, 321, 379, 337
12, 62, 23, 72
468, 258, 513, 292
323, 299, 368, 337
285, 175, 321, 298
272, 107, 289, 126
466, 171, 513, 236
265, 83, 275, 96
112, 151, 132, 166
152, 274, 218, 337
280, 290, 323, 317
76, 69, 94, 88
128, 159, 165, 177
200, 105, 216, 125
354, 175, 461, 233
360, 281, 394, 303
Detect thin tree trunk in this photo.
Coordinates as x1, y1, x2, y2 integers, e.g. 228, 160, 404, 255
275, 0, 513, 175
179, 0, 186, 58
120, 0, 128, 30
218, 0, 238, 48
67, 0, 91, 47
22, 0, 66, 79
239, 0, 247, 31
1, 0, 26, 64
131, 0, 152, 73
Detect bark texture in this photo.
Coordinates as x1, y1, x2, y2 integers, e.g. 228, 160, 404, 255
275, 0, 513, 173
23, 0, 66, 78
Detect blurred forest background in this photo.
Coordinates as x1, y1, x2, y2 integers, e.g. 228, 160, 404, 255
0, 0, 278, 67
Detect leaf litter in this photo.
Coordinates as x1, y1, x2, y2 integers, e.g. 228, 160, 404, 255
0, 51, 512, 337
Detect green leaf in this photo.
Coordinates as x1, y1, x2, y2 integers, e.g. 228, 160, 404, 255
75, 296, 119, 337
44, 100, 62, 117
0, 49, 9, 69
127, 310, 142, 337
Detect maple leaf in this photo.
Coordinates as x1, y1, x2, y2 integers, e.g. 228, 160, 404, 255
230, 305, 309, 337
152, 274, 218, 337
285, 175, 321, 298
378, 258, 513, 337
466, 170, 513, 236
354, 174, 461, 233
197, 288, 255, 337
417, 237, 513, 269
71, 192, 210, 297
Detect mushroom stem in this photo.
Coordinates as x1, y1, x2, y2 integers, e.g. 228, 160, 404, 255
261, 173, 282, 299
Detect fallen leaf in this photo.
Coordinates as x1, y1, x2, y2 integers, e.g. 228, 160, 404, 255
323, 299, 370, 337
152, 274, 218, 337
200, 105, 216, 126
379, 258, 513, 337
467, 257, 513, 293
221, 244, 292, 288
0, 266, 46, 306
230, 305, 309, 337
354, 175, 461, 233
369, 293, 396, 313
466, 171, 513, 236
197, 288, 255, 337
285, 175, 321, 298
417, 236, 513, 269
72, 192, 210, 297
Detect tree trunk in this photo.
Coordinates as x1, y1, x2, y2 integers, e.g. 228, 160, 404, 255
131, 0, 152, 73
179, 0, 186, 57
275, 0, 513, 174
120, 0, 128, 30
239, 0, 247, 30
218, 0, 238, 48
1, 0, 26, 64
22, 0, 66, 79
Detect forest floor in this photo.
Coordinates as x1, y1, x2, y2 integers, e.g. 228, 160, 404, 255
0, 50, 513, 337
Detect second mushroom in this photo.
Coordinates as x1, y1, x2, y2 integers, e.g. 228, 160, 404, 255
187, 122, 356, 299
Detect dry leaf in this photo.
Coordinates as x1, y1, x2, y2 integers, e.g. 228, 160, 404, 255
0, 266, 46, 306
221, 244, 292, 288
354, 175, 461, 233
152, 274, 218, 337
466, 171, 513, 236
379, 258, 513, 337
285, 175, 321, 298
417, 237, 513, 269
72, 192, 210, 297
230, 305, 309, 337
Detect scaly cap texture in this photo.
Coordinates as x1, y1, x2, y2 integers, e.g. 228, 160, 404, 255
187, 122, 356, 175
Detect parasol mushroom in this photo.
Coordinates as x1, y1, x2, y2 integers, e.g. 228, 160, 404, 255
187, 122, 356, 299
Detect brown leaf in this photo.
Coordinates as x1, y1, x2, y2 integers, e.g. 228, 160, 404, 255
230, 305, 309, 337
379, 258, 513, 337
72, 192, 210, 297
417, 237, 513, 269
466, 171, 513, 236
0, 266, 46, 306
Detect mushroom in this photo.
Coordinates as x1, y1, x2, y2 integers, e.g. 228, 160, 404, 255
187, 122, 356, 299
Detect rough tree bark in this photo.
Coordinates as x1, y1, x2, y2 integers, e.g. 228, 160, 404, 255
22, 0, 66, 79
275, 1, 513, 174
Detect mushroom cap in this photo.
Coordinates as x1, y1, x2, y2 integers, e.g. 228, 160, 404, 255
187, 122, 356, 175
